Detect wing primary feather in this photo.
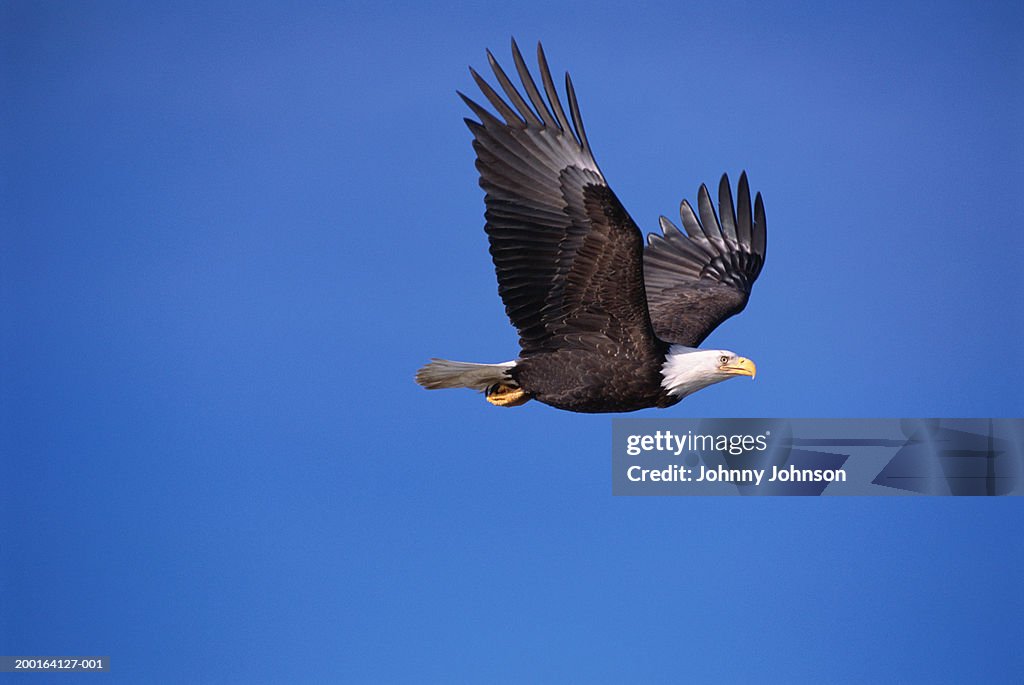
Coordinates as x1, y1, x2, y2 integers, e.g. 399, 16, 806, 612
469, 66, 525, 127
717, 174, 743, 273
536, 42, 574, 136
564, 72, 590, 153
718, 174, 738, 242
510, 39, 559, 130
485, 49, 541, 127
458, 91, 509, 130
753, 192, 767, 257
696, 184, 725, 248
736, 171, 752, 246
658, 215, 682, 238
647, 232, 666, 248
678, 199, 704, 239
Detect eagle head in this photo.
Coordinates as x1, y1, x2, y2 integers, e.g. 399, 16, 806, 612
661, 346, 757, 399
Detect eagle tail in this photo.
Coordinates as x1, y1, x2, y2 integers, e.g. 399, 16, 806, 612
415, 358, 530, 407
415, 358, 516, 391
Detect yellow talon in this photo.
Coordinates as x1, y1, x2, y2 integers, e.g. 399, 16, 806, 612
485, 383, 531, 407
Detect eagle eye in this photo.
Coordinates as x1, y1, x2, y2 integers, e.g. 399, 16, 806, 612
719, 355, 729, 365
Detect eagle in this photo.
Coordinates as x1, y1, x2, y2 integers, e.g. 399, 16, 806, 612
416, 41, 767, 413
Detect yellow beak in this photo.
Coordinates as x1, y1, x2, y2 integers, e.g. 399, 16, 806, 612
722, 357, 756, 379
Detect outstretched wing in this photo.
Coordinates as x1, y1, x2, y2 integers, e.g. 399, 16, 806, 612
643, 172, 766, 346
462, 40, 661, 359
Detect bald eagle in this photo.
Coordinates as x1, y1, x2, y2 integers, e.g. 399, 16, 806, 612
416, 41, 766, 413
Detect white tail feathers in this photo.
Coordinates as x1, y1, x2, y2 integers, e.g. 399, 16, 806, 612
415, 358, 517, 391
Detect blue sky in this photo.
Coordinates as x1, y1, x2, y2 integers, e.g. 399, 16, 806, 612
2, 1, 1022, 682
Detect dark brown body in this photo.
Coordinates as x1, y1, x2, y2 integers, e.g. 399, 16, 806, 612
512, 344, 680, 413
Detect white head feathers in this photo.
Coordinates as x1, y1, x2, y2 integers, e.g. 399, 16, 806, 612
661, 345, 756, 398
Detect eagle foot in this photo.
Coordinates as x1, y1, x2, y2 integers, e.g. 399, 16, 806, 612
485, 383, 530, 407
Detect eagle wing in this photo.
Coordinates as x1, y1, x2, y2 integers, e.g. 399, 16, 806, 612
643, 172, 767, 347
462, 41, 661, 359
